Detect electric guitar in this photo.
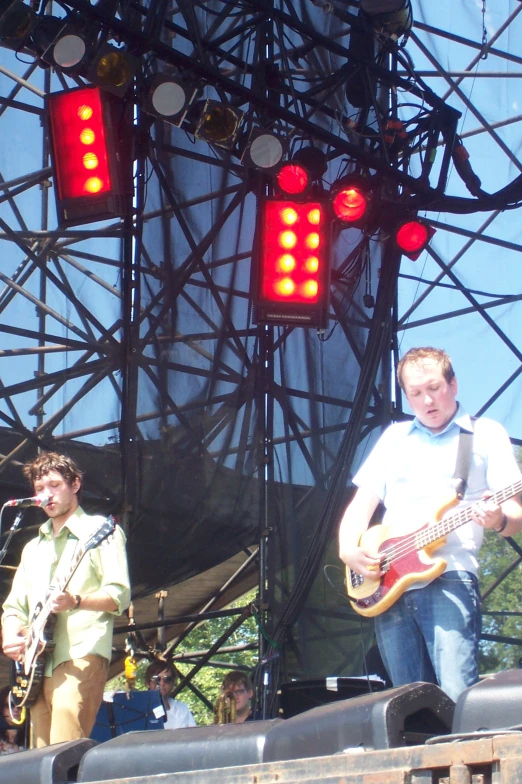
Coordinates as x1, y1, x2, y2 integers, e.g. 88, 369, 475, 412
10, 517, 115, 708
346, 480, 522, 618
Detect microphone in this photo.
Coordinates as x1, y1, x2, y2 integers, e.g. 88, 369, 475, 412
4, 492, 52, 508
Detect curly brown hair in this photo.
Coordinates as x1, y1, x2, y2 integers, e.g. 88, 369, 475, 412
22, 452, 83, 489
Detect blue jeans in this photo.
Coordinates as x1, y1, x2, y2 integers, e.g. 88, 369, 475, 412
374, 571, 481, 703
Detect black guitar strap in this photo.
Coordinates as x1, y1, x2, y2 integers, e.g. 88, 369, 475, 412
453, 417, 476, 500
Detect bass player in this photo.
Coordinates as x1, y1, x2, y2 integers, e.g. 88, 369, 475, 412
1, 452, 130, 747
338, 347, 522, 702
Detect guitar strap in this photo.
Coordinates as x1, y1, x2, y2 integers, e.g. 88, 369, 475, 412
453, 417, 476, 500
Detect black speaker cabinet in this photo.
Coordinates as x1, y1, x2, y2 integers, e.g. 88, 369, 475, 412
453, 669, 522, 734
77, 719, 282, 782
0, 738, 97, 784
278, 676, 387, 718
265, 682, 454, 759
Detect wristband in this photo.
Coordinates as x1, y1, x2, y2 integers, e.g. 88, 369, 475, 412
495, 514, 508, 534
73, 594, 81, 609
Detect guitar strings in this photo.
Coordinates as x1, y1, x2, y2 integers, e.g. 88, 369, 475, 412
370, 483, 520, 568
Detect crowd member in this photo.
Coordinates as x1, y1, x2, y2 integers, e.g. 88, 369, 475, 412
339, 347, 522, 702
1, 452, 131, 747
220, 670, 257, 723
145, 660, 196, 728
0, 686, 26, 755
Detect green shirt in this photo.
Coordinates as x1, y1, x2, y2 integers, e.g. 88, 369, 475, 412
1, 507, 130, 676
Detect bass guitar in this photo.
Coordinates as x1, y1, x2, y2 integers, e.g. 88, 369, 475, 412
346, 480, 522, 618
10, 517, 115, 708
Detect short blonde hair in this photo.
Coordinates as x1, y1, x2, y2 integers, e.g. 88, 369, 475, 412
397, 347, 455, 391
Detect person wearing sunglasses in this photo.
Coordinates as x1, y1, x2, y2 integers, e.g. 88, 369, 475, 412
145, 661, 196, 729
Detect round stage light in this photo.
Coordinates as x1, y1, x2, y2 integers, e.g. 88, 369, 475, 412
276, 163, 309, 195
199, 105, 239, 144
96, 51, 132, 88
332, 185, 369, 223
1, 5, 33, 42
249, 133, 284, 169
395, 219, 430, 254
151, 81, 186, 117
53, 34, 87, 69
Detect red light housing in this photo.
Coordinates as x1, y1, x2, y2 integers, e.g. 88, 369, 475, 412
47, 86, 133, 227
254, 199, 331, 327
275, 163, 310, 195
331, 175, 372, 227
394, 218, 434, 260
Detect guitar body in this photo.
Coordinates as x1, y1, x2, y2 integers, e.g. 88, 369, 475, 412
11, 654, 45, 709
346, 494, 459, 618
10, 609, 57, 708
346, 522, 447, 617
344, 480, 522, 618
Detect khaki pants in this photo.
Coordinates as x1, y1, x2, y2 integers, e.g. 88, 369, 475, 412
30, 654, 108, 748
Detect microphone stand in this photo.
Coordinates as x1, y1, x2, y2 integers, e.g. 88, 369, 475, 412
0, 506, 27, 566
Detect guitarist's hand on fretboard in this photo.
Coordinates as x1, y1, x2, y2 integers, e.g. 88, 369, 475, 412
48, 590, 79, 614
469, 491, 506, 532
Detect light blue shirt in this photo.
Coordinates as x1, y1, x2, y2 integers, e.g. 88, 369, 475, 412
353, 406, 522, 577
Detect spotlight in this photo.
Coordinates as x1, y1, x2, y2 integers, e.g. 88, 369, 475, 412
86, 43, 139, 97
275, 147, 327, 197
360, 0, 413, 36
331, 174, 374, 228
194, 99, 244, 149
141, 73, 197, 126
52, 31, 87, 68
0, 0, 37, 51
31, 16, 91, 71
275, 161, 311, 196
241, 128, 286, 171
393, 217, 434, 260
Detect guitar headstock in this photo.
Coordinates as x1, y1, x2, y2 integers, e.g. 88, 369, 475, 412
84, 517, 116, 552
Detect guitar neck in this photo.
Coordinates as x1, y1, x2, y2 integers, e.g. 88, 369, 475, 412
425, 479, 522, 544
34, 544, 86, 634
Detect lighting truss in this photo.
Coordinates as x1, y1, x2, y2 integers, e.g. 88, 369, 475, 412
0, 0, 521, 696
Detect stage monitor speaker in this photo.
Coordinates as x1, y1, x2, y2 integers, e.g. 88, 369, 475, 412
278, 676, 386, 718
452, 669, 522, 734
77, 719, 282, 782
0, 738, 97, 784
264, 682, 454, 759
